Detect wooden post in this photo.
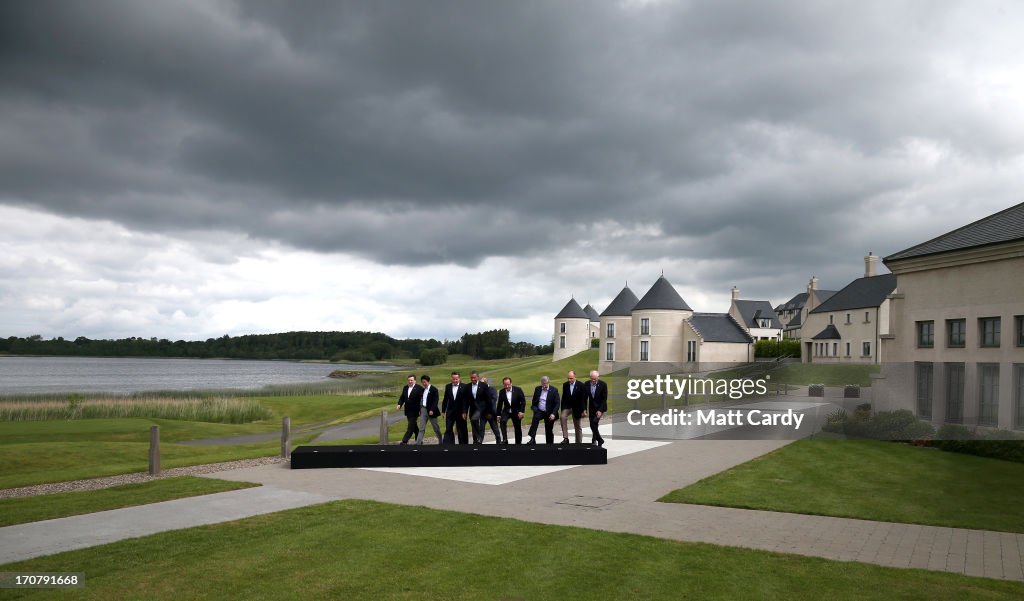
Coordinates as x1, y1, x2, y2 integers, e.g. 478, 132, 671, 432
281, 416, 291, 459
379, 409, 388, 444
148, 425, 160, 476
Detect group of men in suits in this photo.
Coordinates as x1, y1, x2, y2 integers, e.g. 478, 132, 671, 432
396, 369, 608, 446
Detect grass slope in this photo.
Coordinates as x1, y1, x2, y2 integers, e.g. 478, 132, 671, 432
2, 500, 1020, 600
661, 439, 1024, 533
0, 477, 258, 527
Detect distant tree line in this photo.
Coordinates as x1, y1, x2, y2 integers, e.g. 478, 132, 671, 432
0, 330, 552, 364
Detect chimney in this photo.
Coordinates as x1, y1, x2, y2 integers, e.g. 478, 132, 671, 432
807, 276, 818, 294
731, 286, 739, 302
864, 252, 878, 278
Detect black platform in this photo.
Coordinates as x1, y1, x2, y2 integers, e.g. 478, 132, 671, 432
290, 444, 607, 469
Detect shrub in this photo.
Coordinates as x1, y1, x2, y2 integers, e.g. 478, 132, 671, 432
0, 397, 272, 423
754, 339, 801, 358
418, 347, 449, 366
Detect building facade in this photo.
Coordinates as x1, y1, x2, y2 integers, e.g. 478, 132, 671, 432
552, 298, 592, 361
728, 287, 783, 341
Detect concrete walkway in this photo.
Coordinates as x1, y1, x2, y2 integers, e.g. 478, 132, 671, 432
2, 435, 1022, 583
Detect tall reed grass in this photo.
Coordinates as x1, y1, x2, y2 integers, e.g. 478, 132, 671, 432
0, 397, 273, 423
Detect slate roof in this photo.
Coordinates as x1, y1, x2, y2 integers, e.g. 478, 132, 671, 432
774, 290, 838, 312
885, 201, 1024, 262
809, 273, 897, 314
555, 298, 589, 319
633, 276, 693, 311
688, 313, 754, 343
583, 303, 601, 322
811, 324, 842, 340
784, 310, 803, 330
734, 300, 783, 329
600, 286, 640, 317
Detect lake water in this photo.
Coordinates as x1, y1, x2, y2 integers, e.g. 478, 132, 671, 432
0, 356, 396, 395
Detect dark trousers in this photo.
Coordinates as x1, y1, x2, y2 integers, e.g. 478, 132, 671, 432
401, 415, 419, 444
456, 415, 469, 444
590, 413, 604, 445
469, 412, 481, 443
442, 413, 459, 444
476, 414, 501, 443
500, 414, 523, 444
528, 412, 555, 444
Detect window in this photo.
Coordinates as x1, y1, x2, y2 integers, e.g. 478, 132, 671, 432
640, 318, 650, 336
1015, 364, 1024, 430
862, 341, 871, 357
915, 363, 933, 419
978, 364, 999, 427
759, 319, 770, 328
945, 363, 965, 423
979, 317, 1001, 348
687, 340, 697, 362
605, 342, 614, 362
947, 319, 966, 348
829, 315, 834, 325
845, 313, 851, 324
845, 342, 851, 357
832, 342, 838, 356
864, 311, 871, 323
639, 340, 649, 362
606, 322, 615, 339
558, 336, 565, 349
915, 321, 934, 348
1017, 316, 1024, 347
560, 322, 566, 334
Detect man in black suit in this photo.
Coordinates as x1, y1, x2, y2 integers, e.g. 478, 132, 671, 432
496, 376, 526, 444
528, 376, 560, 445
395, 374, 423, 445
560, 370, 588, 444
478, 377, 502, 443
441, 371, 468, 444
586, 369, 608, 447
415, 374, 442, 444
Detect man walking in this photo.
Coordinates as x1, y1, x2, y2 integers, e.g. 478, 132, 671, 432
466, 371, 489, 443
496, 376, 526, 444
442, 371, 468, 444
528, 376, 560, 445
560, 370, 587, 444
586, 370, 608, 447
478, 377, 502, 443
395, 374, 423, 445
415, 374, 442, 444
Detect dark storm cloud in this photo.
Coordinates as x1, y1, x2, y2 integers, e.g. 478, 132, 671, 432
1, 0, 1022, 277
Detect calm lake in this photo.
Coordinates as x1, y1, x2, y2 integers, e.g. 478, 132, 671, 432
0, 356, 396, 395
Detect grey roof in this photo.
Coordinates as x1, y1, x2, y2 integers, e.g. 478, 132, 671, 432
600, 286, 640, 317
809, 273, 897, 314
734, 300, 783, 329
885, 201, 1024, 263
555, 298, 589, 319
784, 310, 803, 330
688, 313, 754, 343
633, 276, 693, 311
775, 290, 838, 312
583, 303, 601, 322
811, 324, 842, 340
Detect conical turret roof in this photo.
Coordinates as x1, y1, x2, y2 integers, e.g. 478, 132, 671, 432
555, 298, 589, 319
633, 276, 692, 311
583, 303, 601, 322
600, 286, 640, 317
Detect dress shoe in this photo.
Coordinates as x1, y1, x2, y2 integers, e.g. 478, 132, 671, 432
560, 438, 570, 444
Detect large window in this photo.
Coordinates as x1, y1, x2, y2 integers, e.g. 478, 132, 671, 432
640, 318, 650, 336
1015, 364, 1024, 430
945, 363, 965, 423
915, 362, 933, 419
832, 342, 838, 356
605, 342, 614, 362
978, 364, 1000, 427
560, 322, 566, 334
917, 321, 934, 348
947, 319, 966, 348
845, 342, 851, 357
606, 322, 615, 339
687, 340, 696, 362
558, 336, 565, 349
639, 340, 649, 362
979, 317, 1001, 348
862, 341, 871, 357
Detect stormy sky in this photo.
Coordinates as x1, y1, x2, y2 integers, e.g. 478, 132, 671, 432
2, 0, 1023, 344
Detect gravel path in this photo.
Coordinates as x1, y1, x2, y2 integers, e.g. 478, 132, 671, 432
0, 457, 287, 500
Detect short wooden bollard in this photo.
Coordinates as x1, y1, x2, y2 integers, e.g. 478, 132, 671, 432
281, 416, 291, 460
148, 425, 161, 476
379, 409, 388, 444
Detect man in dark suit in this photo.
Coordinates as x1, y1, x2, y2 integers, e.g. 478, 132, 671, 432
395, 374, 423, 444
528, 376, 560, 445
585, 369, 608, 447
415, 374, 442, 444
560, 370, 588, 444
441, 371, 468, 444
496, 376, 526, 444
478, 377, 502, 443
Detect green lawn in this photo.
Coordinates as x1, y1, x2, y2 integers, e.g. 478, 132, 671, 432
2, 500, 1020, 600
660, 439, 1024, 533
769, 363, 879, 387
0, 477, 258, 527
